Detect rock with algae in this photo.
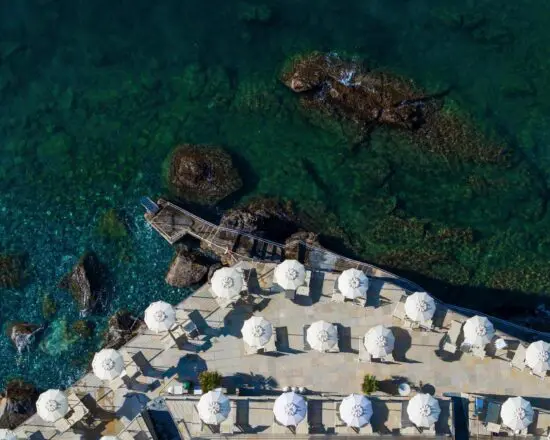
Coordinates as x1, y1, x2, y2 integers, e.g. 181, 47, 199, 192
7, 323, 43, 354
281, 52, 507, 163
102, 309, 143, 349
97, 209, 127, 240
167, 144, 243, 205
71, 319, 94, 339
0, 379, 39, 429
39, 319, 76, 356
41, 293, 57, 320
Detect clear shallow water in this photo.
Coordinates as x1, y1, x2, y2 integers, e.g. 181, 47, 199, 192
1, 0, 550, 388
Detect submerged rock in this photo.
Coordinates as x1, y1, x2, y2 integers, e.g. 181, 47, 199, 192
281, 52, 506, 163
39, 319, 76, 356
58, 252, 105, 316
0, 254, 25, 289
0, 379, 38, 429
167, 144, 243, 205
219, 198, 298, 242
8, 323, 42, 354
103, 310, 143, 349
97, 209, 128, 240
165, 249, 209, 288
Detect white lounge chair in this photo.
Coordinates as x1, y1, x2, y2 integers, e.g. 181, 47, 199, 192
510, 344, 527, 371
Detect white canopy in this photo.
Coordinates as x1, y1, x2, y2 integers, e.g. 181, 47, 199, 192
144, 301, 176, 332
525, 340, 550, 373
405, 292, 436, 322
307, 320, 338, 352
274, 260, 306, 290
337, 269, 368, 299
211, 266, 243, 300
197, 389, 231, 425
0, 430, 16, 440
241, 316, 273, 348
36, 389, 69, 422
339, 394, 373, 428
273, 392, 307, 426
364, 325, 395, 358
407, 394, 441, 428
463, 315, 494, 347
92, 349, 124, 381
501, 397, 534, 432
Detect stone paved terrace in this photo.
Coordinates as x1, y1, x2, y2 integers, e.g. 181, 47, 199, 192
13, 262, 550, 439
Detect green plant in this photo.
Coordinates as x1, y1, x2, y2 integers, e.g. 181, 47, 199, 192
362, 374, 378, 395
198, 371, 223, 393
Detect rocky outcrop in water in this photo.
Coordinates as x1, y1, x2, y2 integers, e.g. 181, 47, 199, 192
284, 231, 322, 261
0, 254, 25, 289
168, 144, 243, 205
281, 52, 507, 163
102, 310, 143, 349
7, 323, 42, 354
165, 249, 209, 287
219, 198, 298, 242
0, 379, 38, 429
58, 252, 104, 316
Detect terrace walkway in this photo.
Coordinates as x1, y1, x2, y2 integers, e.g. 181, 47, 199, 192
14, 262, 550, 439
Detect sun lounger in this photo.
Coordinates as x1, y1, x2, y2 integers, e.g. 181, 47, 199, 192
263, 333, 277, 352
118, 432, 136, 440
483, 400, 501, 432
110, 375, 125, 391
361, 423, 374, 434
296, 420, 309, 434
392, 302, 407, 321
530, 368, 547, 379
510, 343, 527, 371
357, 339, 372, 363
442, 320, 463, 353
54, 417, 71, 433
419, 319, 434, 331
296, 270, 311, 296
303, 324, 311, 351
244, 343, 259, 355
285, 289, 296, 300
331, 292, 346, 303
472, 345, 486, 359
235, 400, 249, 432
400, 400, 417, 432
121, 349, 141, 378
354, 296, 367, 307
486, 422, 501, 434
220, 401, 237, 434
334, 402, 347, 434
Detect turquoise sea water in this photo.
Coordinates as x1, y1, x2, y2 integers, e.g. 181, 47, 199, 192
1, 0, 550, 389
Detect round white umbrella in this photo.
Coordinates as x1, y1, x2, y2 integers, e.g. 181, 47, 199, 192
273, 392, 307, 426
525, 340, 550, 373
274, 260, 306, 290
307, 320, 338, 352
339, 394, 373, 428
407, 394, 441, 428
144, 301, 176, 332
337, 269, 369, 299
36, 389, 69, 422
211, 267, 243, 300
501, 397, 534, 432
364, 325, 395, 358
463, 315, 494, 347
405, 292, 436, 322
241, 316, 273, 348
92, 349, 124, 380
0, 430, 16, 440
197, 389, 231, 425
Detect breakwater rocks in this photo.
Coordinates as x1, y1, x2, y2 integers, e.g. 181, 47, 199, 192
102, 310, 144, 349
167, 144, 243, 205
0, 379, 38, 429
281, 52, 507, 163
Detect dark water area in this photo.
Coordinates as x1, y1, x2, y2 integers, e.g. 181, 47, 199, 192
1, 0, 550, 388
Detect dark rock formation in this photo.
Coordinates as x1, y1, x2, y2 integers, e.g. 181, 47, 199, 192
7, 323, 42, 354
0, 379, 39, 429
71, 320, 94, 339
219, 198, 298, 242
0, 254, 25, 288
168, 144, 243, 205
284, 231, 321, 261
58, 252, 104, 316
165, 249, 209, 287
281, 52, 506, 163
102, 310, 143, 349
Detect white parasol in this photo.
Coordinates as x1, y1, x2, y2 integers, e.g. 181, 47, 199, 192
197, 389, 231, 425
307, 320, 338, 352
211, 266, 243, 300
273, 391, 307, 426
405, 292, 436, 322
463, 315, 494, 347
525, 340, 550, 373
274, 260, 306, 290
337, 269, 369, 299
364, 325, 395, 358
241, 316, 273, 348
407, 393, 441, 428
144, 301, 176, 332
501, 397, 534, 432
339, 394, 373, 428
36, 389, 69, 422
92, 349, 124, 381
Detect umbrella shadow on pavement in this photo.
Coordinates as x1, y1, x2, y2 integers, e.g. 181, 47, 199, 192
390, 327, 420, 363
